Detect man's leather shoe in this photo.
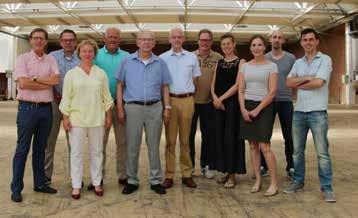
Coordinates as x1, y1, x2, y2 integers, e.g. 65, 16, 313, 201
150, 184, 166, 194
11, 192, 22, 202
182, 177, 197, 188
122, 184, 139, 195
162, 178, 173, 189
118, 178, 128, 185
88, 179, 103, 191
34, 184, 58, 194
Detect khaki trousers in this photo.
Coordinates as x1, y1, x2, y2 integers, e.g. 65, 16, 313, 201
165, 96, 194, 179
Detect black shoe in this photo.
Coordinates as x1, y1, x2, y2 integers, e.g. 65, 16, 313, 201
122, 184, 139, 195
118, 178, 128, 185
88, 179, 103, 191
11, 192, 22, 203
34, 184, 57, 194
150, 184, 166, 194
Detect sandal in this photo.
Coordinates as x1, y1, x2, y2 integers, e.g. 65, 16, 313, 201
224, 179, 236, 188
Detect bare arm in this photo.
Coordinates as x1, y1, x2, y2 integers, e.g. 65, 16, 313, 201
36, 74, 60, 86
286, 76, 313, 89
116, 82, 125, 124
298, 78, 325, 90
17, 77, 51, 90
162, 84, 171, 124
193, 77, 198, 89
237, 72, 251, 122
210, 64, 224, 110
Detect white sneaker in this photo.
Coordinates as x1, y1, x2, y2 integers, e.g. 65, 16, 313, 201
201, 166, 214, 179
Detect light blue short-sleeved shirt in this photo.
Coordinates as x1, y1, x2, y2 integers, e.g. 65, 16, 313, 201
49, 49, 80, 95
94, 46, 129, 99
160, 49, 201, 94
115, 51, 172, 102
288, 52, 332, 112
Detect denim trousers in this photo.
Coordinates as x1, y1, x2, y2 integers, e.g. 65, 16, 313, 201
292, 110, 333, 192
11, 101, 52, 194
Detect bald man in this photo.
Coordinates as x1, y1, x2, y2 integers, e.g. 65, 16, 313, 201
260, 31, 296, 179
160, 28, 201, 189
92, 27, 130, 189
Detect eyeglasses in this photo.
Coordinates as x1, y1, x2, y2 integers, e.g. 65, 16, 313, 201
199, 39, 212, 43
31, 37, 46, 41
138, 38, 154, 42
61, 39, 76, 43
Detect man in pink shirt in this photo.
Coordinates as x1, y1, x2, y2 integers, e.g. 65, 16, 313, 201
11, 28, 60, 203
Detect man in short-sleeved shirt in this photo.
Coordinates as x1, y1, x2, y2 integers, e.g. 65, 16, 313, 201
190, 29, 222, 178
160, 28, 201, 189
93, 27, 130, 188
284, 28, 335, 203
11, 28, 60, 203
116, 30, 172, 195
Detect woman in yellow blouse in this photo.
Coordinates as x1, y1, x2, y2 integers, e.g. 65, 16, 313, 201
60, 39, 113, 200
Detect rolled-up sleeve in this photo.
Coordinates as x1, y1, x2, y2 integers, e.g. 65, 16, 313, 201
50, 56, 60, 75
192, 56, 201, 77
59, 72, 73, 116
101, 72, 114, 111
316, 56, 332, 82
115, 57, 127, 83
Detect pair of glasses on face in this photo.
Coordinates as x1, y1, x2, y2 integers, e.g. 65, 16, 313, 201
61, 39, 76, 43
199, 39, 212, 43
31, 37, 46, 41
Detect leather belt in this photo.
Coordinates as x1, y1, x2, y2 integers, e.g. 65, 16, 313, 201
19, 100, 51, 107
169, 93, 194, 98
126, 100, 160, 106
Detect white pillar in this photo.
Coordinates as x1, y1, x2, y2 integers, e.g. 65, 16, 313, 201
345, 23, 357, 105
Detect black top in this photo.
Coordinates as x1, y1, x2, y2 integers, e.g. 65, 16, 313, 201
214, 58, 240, 97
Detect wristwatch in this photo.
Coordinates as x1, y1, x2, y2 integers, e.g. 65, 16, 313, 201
32, 77, 37, 82
164, 105, 172, 110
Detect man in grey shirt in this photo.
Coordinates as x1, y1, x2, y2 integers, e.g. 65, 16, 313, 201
260, 30, 296, 179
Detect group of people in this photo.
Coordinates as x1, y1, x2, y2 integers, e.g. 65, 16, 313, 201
10, 25, 336, 203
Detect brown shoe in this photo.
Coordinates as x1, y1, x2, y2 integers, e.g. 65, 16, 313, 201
182, 177, 197, 188
162, 178, 174, 189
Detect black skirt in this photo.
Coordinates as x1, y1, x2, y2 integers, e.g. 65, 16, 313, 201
240, 100, 274, 143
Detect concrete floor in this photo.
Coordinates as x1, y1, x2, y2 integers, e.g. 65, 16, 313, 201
0, 101, 357, 218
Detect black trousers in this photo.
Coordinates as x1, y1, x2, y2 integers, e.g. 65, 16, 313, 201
261, 101, 294, 171
189, 103, 212, 169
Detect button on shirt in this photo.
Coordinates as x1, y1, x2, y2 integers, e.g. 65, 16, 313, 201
59, 65, 113, 127
115, 51, 172, 102
50, 49, 80, 95
288, 52, 332, 112
94, 47, 129, 99
160, 49, 201, 94
14, 50, 60, 102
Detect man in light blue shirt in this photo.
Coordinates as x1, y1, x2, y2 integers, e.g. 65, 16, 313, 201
160, 28, 201, 189
116, 30, 172, 195
92, 27, 129, 189
45, 29, 80, 183
284, 28, 336, 203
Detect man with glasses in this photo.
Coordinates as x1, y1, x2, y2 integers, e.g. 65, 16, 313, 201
190, 29, 222, 178
91, 27, 129, 189
116, 30, 171, 195
11, 28, 60, 202
44, 29, 80, 184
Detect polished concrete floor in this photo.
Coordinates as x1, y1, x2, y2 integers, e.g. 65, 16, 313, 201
0, 101, 357, 218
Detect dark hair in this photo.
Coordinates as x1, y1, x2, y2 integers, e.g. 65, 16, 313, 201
300, 28, 320, 40
198, 28, 213, 40
249, 34, 267, 46
29, 27, 48, 40
60, 29, 77, 39
220, 33, 236, 43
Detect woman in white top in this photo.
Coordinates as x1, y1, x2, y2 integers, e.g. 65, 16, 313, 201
60, 39, 113, 199
238, 35, 279, 196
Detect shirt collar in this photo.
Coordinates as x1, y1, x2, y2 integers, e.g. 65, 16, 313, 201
31, 50, 46, 61
169, 48, 186, 56
103, 46, 120, 55
195, 49, 213, 58
132, 50, 159, 63
303, 51, 322, 63
60, 49, 77, 61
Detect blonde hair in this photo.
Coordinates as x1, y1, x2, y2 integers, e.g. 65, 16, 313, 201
76, 39, 99, 60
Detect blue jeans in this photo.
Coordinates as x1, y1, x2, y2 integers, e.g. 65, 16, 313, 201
292, 111, 333, 192
11, 101, 52, 194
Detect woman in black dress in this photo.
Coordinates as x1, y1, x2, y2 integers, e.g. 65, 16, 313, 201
210, 33, 246, 188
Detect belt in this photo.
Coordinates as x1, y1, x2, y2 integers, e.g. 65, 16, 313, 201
19, 100, 51, 107
126, 100, 160, 106
169, 93, 194, 98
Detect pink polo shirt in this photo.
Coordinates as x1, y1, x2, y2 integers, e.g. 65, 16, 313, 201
14, 50, 60, 103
